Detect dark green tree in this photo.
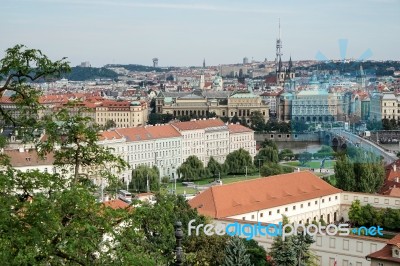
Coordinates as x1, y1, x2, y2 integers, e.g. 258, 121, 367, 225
207, 156, 225, 178
103, 119, 116, 130
250, 111, 266, 132
177, 155, 207, 181
225, 148, 254, 175
254, 147, 279, 165
260, 162, 284, 177
131, 165, 160, 192
299, 151, 312, 166
279, 148, 294, 161
231, 115, 240, 124
334, 155, 356, 191
242, 239, 268, 266
222, 236, 252, 266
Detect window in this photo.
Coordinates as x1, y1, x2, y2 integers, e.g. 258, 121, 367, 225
260, 213, 263, 218
277, 209, 280, 214
242, 217, 245, 220
315, 200, 318, 205
335, 196, 338, 200
301, 204, 303, 208
322, 199, 325, 203
329, 197, 331, 201
269, 211, 272, 215
308, 202, 310, 207
285, 207, 288, 212
293, 206, 296, 210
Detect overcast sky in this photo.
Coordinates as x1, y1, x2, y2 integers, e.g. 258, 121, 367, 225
1, 0, 399, 67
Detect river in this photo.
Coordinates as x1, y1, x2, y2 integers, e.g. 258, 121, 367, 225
276, 142, 323, 154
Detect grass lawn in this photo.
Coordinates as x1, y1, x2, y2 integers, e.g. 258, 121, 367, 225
169, 174, 262, 195
283, 160, 336, 169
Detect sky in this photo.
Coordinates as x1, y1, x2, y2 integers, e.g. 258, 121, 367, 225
1, 0, 399, 67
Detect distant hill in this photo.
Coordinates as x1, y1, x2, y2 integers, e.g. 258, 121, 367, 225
297, 61, 400, 76
105, 64, 175, 73
64, 67, 118, 81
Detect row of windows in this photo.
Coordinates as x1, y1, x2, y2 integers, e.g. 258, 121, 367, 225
244, 196, 339, 219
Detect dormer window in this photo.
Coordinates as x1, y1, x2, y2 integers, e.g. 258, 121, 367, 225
393, 247, 400, 258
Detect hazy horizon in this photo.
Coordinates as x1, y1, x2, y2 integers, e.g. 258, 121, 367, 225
2, 0, 399, 67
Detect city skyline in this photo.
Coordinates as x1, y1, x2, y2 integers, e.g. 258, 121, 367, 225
2, 0, 399, 67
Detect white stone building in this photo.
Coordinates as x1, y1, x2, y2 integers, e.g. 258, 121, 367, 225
189, 171, 400, 266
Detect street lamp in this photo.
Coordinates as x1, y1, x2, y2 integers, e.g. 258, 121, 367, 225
258, 159, 264, 177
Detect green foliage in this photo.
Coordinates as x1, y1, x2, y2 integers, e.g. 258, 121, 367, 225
222, 237, 252, 266
269, 216, 315, 266
65, 66, 118, 81
242, 239, 268, 266
250, 111, 265, 132
103, 119, 116, 130
131, 165, 160, 192
260, 162, 284, 177
225, 148, 254, 175
255, 147, 279, 165
291, 120, 308, 133
207, 156, 225, 178
348, 200, 400, 231
148, 113, 173, 125
264, 120, 291, 133
231, 115, 240, 124
334, 156, 356, 191
334, 150, 384, 193
177, 155, 208, 181
314, 145, 334, 159
0, 44, 69, 129
299, 152, 312, 166
261, 139, 278, 150
278, 148, 294, 161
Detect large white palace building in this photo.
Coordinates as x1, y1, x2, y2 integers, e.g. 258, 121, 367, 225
189, 171, 400, 266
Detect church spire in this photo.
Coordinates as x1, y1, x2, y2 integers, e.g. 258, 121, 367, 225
203, 58, 206, 68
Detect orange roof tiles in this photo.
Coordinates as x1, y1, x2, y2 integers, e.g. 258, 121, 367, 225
100, 124, 181, 142
172, 119, 225, 131
4, 149, 55, 167
189, 171, 342, 218
103, 199, 130, 209
367, 233, 400, 262
228, 124, 253, 134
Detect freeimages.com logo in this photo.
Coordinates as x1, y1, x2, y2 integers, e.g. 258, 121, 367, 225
188, 220, 383, 240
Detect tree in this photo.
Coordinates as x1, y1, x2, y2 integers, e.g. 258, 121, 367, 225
0, 45, 70, 129
222, 236, 252, 266
177, 155, 207, 181
299, 151, 312, 166
231, 115, 240, 124
279, 148, 294, 161
348, 200, 364, 226
0, 45, 157, 264
250, 111, 265, 132
131, 165, 160, 192
242, 239, 268, 266
207, 156, 225, 178
315, 145, 333, 159
291, 120, 308, 133
103, 119, 116, 130
254, 147, 279, 165
334, 155, 356, 191
225, 148, 254, 175
260, 162, 284, 177
261, 139, 278, 150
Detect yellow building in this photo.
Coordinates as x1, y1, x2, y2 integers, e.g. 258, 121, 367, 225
156, 90, 269, 124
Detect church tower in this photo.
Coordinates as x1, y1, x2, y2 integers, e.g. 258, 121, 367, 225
203, 58, 206, 68
356, 64, 366, 88
275, 19, 285, 86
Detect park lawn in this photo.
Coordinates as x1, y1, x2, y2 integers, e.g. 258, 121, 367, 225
172, 174, 261, 195
283, 160, 336, 169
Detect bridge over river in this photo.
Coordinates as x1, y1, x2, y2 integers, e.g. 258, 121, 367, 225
322, 129, 398, 165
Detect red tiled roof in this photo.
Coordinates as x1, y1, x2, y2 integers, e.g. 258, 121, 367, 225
4, 149, 55, 167
172, 119, 225, 131
100, 124, 181, 142
367, 234, 400, 262
103, 199, 130, 209
227, 124, 253, 134
188, 171, 342, 218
